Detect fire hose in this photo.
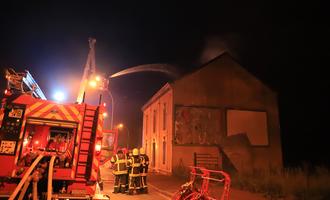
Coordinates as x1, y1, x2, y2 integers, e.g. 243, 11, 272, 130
47, 155, 56, 200
9, 154, 44, 200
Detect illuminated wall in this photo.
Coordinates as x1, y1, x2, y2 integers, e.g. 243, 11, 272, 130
142, 84, 173, 174
226, 109, 268, 146
142, 53, 282, 173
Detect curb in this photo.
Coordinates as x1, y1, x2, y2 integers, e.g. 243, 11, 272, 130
148, 183, 174, 199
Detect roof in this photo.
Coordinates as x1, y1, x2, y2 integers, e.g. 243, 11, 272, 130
141, 52, 276, 111
141, 83, 172, 111
172, 52, 276, 94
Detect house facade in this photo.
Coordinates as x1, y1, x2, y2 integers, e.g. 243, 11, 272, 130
142, 53, 282, 174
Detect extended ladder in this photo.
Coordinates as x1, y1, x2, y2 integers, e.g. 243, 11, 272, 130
76, 105, 99, 180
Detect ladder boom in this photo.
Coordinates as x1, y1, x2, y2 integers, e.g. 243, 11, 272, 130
76, 38, 97, 103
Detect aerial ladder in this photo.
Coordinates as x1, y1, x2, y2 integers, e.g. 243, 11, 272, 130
75, 37, 118, 158
5, 68, 47, 100
76, 38, 97, 104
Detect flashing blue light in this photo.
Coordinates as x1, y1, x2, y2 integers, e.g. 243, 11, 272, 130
53, 91, 65, 102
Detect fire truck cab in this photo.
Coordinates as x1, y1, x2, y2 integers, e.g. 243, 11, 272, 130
0, 70, 108, 199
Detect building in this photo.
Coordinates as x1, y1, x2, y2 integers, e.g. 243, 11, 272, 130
141, 53, 282, 174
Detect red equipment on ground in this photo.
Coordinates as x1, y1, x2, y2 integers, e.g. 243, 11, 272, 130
172, 166, 231, 200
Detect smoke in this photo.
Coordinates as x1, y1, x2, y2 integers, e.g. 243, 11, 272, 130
199, 33, 240, 64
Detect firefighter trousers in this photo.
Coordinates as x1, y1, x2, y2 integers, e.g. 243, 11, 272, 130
114, 174, 127, 193
128, 176, 141, 194
140, 175, 147, 188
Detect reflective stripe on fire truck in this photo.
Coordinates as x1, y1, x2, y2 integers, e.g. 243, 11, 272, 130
26, 102, 80, 122
26, 118, 78, 128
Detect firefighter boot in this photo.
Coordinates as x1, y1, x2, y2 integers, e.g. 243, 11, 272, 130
120, 185, 126, 194
113, 188, 119, 194
128, 189, 134, 195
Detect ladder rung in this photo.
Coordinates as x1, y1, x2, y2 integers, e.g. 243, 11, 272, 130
78, 163, 87, 166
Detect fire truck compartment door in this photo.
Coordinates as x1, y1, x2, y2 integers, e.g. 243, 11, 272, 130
26, 118, 78, 128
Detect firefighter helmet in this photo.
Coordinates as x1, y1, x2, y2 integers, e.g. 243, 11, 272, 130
132, 148, 139, 156
139, 147, 145, 155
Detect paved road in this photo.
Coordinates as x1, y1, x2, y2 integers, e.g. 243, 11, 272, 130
101, 181, 169, 200
99, 166, 170, 200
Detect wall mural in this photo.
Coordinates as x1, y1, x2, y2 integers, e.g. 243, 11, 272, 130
174, 106, 221, 145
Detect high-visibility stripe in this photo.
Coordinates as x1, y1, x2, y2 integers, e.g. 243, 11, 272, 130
32, 104, 55, 117
25, 102, 43, 115
113, 170, 128, 175
26, 118, 77, 128
44, 112, 62, 120
69, 106, 79, 116
129, 174, 141, 177
65, 105, 80, 122
27, 102, 48, 116
53, 105, 68, 120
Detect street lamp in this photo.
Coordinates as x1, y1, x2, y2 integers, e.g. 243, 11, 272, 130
117, 123, 130, 149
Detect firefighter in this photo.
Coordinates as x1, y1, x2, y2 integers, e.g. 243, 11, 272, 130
139, 147, 149, 193
127, 148, 141, 195
110, 149, 128, 193
125, 149, 133, 191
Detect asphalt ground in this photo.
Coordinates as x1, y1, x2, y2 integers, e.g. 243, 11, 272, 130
99, 166, 267, 200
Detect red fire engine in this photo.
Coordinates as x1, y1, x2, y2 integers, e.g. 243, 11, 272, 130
0, 38, 112, 199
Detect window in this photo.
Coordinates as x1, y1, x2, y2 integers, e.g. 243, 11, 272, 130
226, 109, 269, 146
145, 115, 148, 136
152, 141, 156, 167
162, 137, 166, 164
163, 103, 167, 130
153, 109, 157, 133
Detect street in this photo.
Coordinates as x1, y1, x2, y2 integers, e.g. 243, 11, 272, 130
102, 181, 169, 200
99, 166, 170, 200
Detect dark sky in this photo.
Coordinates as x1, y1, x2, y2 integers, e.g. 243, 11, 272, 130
0, 1, 328, 167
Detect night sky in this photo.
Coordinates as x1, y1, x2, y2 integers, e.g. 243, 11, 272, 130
0, 2, 328, 167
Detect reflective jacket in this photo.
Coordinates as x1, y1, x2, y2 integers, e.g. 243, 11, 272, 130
127, 156, 141, 177
140, 154, 149, 176
110, 153, 127, 175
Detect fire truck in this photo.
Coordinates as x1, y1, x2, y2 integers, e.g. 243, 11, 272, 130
0, 39, 112, 199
